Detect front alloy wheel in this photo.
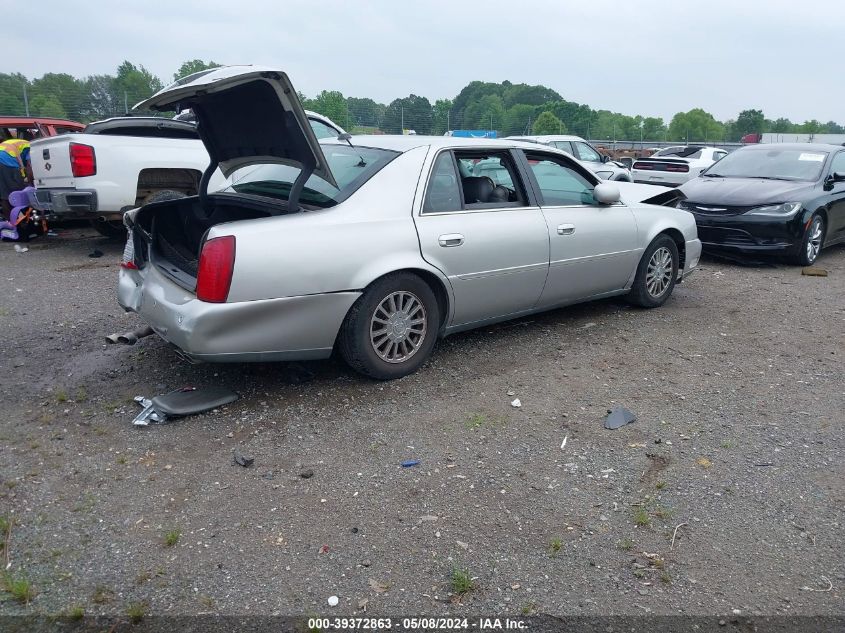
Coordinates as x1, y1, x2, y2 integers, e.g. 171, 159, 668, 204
628, 234, 679, 308
646, 246, 674, 298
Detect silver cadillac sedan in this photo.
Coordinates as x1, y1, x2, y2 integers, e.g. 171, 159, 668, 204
118, 66, 702, 380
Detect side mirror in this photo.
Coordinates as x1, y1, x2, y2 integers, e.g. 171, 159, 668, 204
594, 182, 621, 205
601, 154, 610, 163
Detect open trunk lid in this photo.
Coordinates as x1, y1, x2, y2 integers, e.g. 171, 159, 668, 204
135, 65, 336, 188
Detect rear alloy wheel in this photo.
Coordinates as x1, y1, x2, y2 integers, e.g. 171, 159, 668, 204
792, 214, 825, 266
340, 273, 439, 380
627, 235, 679, 308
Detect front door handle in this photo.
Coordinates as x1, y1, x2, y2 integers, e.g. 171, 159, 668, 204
557, 224, 576, 235
438, 233, 464, 247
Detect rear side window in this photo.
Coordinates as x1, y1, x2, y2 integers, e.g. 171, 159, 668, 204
552, 140, 573, 153
310, 119, 340, 139
423, 150, 527, 213
423, 152, 462, 213
526, 152, 597, 206
830, 152, 845, 175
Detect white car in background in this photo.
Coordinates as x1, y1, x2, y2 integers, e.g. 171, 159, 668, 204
632, 146, 728, 187
506, 134, 632, 182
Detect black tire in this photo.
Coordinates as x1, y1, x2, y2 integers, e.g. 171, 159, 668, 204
90, 218, 126, 239
627, 234, 679, 308
791, 213, 825, 266
339, 272, 440, 380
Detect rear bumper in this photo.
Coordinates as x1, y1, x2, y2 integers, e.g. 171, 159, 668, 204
117, 265, 361, 362
31, 187, 98, 218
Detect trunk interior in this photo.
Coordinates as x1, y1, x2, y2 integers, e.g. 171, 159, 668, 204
135, 195, 276, 282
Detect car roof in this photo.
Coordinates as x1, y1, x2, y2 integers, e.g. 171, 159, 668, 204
321, 134, 570, 153
739, 142, 843, 152
506, 134, 586, 142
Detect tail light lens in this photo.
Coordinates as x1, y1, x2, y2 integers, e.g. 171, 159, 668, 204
69, 143, 96, 177
196, 236, 236, 303
121, 229, 138, 269
665, 164, 690, 173
633, 162, 653, 170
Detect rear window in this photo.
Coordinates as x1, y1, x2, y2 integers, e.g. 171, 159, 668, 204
654, 147, 703, 159
226, 145, 398, 208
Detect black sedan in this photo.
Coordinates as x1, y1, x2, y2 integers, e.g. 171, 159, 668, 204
678, 143, 845, 265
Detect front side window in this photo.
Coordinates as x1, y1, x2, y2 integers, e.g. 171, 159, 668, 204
829, 151, 845, 176
526, 152, 597, 206
573, 141, 602, 163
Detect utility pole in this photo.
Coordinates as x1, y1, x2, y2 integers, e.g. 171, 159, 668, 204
489, 114, 493, 131
447, 110, 450, 133
22, 82, 30, 116
124, 91, 129, 115
345, 100, 349, 130
401, 106, 404, 134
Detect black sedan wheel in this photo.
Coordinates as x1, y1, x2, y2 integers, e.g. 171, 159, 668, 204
339, 272, 439, 380
628, 235, 679, 308
792, 214, 825, 266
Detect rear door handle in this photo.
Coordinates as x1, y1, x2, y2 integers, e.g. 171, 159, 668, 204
438, 233, 464, 247
557, 224, 576, 235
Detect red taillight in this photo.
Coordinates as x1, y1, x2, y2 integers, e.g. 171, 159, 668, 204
121, 229, 136, 269
665, 164, 690, 172
633, 162, 653, 170
69, 142, 96, 177
196, 236, 236, 303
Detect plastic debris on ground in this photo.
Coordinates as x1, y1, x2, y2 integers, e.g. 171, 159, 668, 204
132, 386, 238, 426
510, 398, 522, 408
327, 595, 339, 607
401, 459, 420, 468
604, 406, 637, 430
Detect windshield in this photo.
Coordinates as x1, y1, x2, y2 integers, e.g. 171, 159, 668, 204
225, 145, 398, 207
704, 148, 828, 181
654, 146, 703, 158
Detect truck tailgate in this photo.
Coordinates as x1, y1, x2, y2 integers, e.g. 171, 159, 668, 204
30, 136, 76, 189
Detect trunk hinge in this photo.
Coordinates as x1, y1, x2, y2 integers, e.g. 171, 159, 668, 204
287, 156, 314, 214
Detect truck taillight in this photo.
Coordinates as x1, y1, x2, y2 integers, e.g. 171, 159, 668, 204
69, 143, 96, 177
196, 236, 236, 303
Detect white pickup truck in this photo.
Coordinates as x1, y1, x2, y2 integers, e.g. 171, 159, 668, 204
29, 111, 344, 237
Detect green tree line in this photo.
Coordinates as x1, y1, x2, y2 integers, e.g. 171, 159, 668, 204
3, 61, 842, 142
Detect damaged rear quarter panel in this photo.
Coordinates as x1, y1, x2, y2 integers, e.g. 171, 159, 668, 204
214, 146, 447, 303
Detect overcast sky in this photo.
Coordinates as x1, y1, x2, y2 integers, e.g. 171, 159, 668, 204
5, 0, 842, 124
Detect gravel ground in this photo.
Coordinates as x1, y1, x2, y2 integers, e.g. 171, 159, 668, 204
0, 226, 843, 622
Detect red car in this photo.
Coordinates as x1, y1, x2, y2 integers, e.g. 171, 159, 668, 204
0, 116, 84, 140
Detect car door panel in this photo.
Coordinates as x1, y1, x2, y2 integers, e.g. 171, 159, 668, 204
414, 149, 549, 327
520, 150, 638, 308
538, 204, 638, 307
415, 209, 550, 326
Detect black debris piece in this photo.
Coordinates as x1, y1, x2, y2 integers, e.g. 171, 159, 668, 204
89, 249, 104, 258
605, 406, 637, 430
233, 449, 254, 468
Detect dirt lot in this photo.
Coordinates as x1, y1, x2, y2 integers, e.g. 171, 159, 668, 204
0, 226, 843, 623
